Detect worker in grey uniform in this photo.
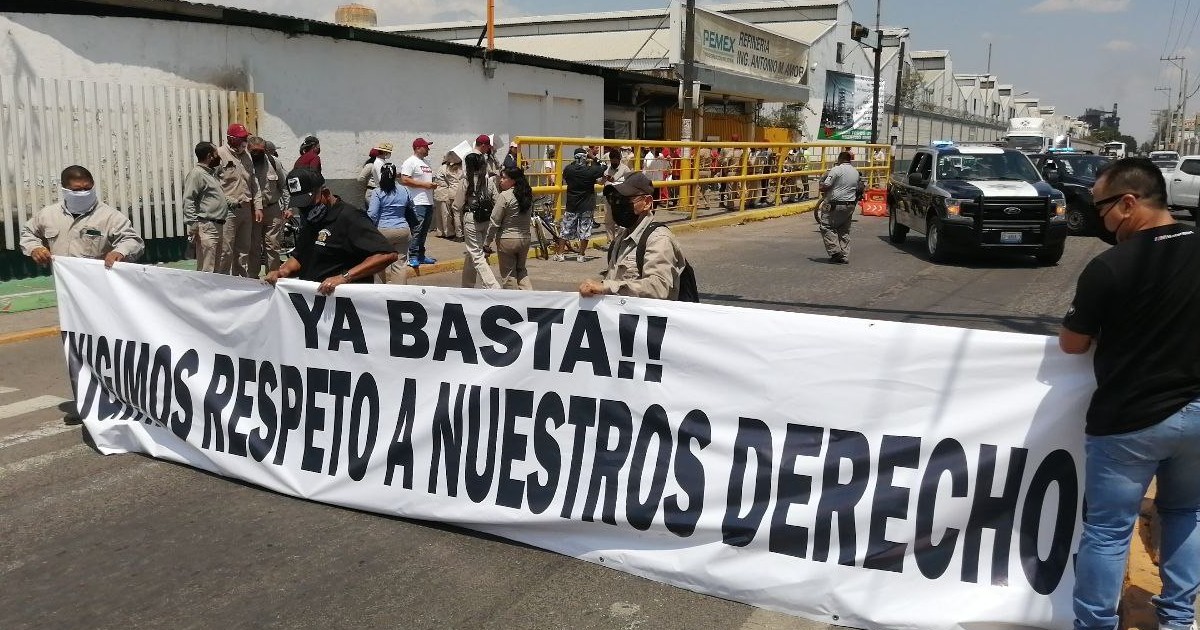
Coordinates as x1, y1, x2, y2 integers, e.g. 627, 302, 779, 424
182, 141, 230, 273
579, 172, 685, 299
249, 136, 291, 275
817, 150, 862, 264
21, 165, 144, 269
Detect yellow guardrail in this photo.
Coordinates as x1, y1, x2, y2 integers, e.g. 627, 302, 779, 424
511, 136, 892, 221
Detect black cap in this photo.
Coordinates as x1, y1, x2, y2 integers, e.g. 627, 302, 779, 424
609, 171, 656, 197
303, 135, 319, 144
286, 168, 325, 208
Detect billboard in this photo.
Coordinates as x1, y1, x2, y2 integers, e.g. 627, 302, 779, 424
818, 71, 885, 141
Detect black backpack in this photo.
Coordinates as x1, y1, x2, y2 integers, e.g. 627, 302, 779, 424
636, 222, 700, 302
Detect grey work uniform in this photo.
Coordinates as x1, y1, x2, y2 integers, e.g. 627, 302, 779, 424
254, 154, 290, 273
182, 162, 230, 273
20, 201, 144, 262
818, 162, 861, 259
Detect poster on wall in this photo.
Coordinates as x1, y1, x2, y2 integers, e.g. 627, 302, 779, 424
818, 71, 886, 141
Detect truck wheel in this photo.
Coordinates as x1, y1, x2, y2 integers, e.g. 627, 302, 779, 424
1036, 242, 1065, 266
926, 216, 949, 263
1066, 204, 1093, 236
888, 209, 908, 243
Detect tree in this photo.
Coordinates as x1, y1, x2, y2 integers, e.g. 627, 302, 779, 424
755, 103, 810, 139
897, 67, 925, 109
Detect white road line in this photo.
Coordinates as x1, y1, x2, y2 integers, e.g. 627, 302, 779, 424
0, 395, 68, 421
0, 289, 54, 299
0, 387, 18, 395
0, 443, 88, 478
0, 422, 77, 450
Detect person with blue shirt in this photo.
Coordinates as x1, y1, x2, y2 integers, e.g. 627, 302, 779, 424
367, 162, 412, 284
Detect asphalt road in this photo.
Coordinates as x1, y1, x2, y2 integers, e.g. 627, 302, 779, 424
0, 213, 1114, 630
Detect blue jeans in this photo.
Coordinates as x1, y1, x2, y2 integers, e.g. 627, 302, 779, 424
1074, 398, 1200, 630
407, 204, 433, 259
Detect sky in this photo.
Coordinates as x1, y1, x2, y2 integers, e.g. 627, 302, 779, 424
202, 0, 1193, 144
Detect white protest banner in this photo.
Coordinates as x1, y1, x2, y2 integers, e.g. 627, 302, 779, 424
54, 258, 1095, 630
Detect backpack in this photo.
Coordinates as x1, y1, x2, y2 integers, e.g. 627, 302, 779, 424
465, 185, 494, 223
636, 222, 700, 302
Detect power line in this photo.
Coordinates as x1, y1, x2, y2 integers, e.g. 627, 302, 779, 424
1164, 0, 1179, 59
1170, 0, 1194, 56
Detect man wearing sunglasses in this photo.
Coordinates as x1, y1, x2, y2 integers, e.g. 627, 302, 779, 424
1059, 157, 1200, 630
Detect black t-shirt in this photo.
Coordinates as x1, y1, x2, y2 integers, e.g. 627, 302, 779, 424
292, 198, 393, 283
1062, 223, 1200, 435
562, 161, 606, 213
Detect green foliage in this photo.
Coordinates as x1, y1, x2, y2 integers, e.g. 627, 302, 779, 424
756, 104, 809, 139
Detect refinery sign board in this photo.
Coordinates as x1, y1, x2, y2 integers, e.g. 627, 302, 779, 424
686, 6, 809, 86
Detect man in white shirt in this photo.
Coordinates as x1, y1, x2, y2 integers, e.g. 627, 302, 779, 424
402, 137, 439, 267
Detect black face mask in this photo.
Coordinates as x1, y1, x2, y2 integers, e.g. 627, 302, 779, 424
1096, 223, 1119, 246
298, 201, 328, 224
609, 195, 639, 229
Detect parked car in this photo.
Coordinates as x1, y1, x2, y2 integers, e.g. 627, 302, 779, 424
887, 142, 1068, 265
1166, 155, 1200, 220
1032, 151, 1113, 236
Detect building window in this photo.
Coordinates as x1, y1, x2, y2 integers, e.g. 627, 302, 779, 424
837, 42, 845, 64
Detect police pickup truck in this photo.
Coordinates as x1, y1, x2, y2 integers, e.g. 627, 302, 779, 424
887, 142, 1068, 264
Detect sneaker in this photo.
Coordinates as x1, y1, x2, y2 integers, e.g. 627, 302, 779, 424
576, 254, 590, 262
550, 254, 566, 262
420, 256, 437, 265
408, 257, 420, 268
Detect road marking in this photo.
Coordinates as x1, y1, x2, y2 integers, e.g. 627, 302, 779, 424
0, 421, 76, 450
0, 395, 69, 421
0, 443, 87, 478
0, 387, 18, 395
0, 289, 55, 299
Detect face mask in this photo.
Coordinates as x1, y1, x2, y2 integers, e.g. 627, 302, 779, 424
610, 196, 639, 229
302, 203, 328, 224
62, 187, 98, 215
251, 152, 266, 164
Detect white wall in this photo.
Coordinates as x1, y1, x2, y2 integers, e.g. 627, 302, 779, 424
0, 13, 605, 182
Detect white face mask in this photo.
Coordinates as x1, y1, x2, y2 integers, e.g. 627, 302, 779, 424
62, 187, 98, 215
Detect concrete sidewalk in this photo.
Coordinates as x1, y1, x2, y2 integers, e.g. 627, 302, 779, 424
0, 198, 817, 344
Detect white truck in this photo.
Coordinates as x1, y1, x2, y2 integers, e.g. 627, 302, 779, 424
1165, 155, 1200, 219
1006, 117, 1071, 154
1100, 141, 1127, 159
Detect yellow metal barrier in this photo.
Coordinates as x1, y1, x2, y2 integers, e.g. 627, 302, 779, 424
511, 136, 892, 223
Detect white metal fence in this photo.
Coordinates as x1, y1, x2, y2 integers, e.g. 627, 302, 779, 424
0, 75, 261, 251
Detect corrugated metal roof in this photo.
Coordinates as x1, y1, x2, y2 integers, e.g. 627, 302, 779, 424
440, 29, 677, 65
911, 50, 950, 58
3, 0, 676, 88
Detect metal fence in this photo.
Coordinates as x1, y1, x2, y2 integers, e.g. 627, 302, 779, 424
511, 136, 892, 222
0, 75, 261, 251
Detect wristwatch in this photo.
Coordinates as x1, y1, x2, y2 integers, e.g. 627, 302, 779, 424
341, 271, 352, 281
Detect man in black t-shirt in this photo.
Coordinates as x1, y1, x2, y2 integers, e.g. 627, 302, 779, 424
554, 147, 606, 262
265, 169, 396, 295
1059, 157, 1200, 630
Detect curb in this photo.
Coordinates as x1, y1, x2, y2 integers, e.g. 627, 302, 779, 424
406, 201, 817, 279
0, 326, 60, 346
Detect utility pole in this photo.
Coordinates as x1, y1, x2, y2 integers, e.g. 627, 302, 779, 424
1156, 86, 1173, 149
681, 0, 696, 146
890, 39, 906, 145
1162, 55, 1186, 150
869, 0, 882, 143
